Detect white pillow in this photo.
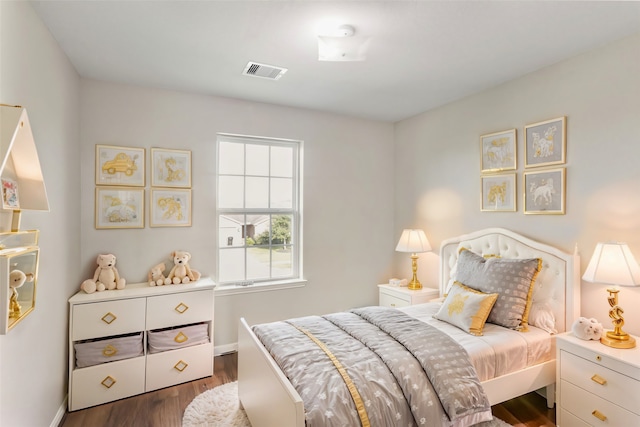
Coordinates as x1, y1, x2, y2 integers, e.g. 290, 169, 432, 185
528, 301, 557, 334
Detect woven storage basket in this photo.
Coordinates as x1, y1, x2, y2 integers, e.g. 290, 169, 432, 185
148, 322, 209, 354
74, 332, 144, 368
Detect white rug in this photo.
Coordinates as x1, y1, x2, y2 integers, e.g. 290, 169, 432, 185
182, 381, 512, 427
183, 382, 249, 427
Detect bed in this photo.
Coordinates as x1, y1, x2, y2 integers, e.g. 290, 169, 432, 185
238, 228, 580, 427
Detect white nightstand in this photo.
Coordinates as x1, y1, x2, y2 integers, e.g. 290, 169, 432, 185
378, 284, 439, 308
556, 332, 640, 426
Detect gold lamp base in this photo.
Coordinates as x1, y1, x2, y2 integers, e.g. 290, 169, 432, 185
600, 288, 636, 349
407, 253, 422, 290
407, 279, 422, 290
601, 331, 636, 349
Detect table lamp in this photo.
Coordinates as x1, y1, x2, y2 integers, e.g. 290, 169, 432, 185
395, 229, 431, 290
582, 242, 640, 349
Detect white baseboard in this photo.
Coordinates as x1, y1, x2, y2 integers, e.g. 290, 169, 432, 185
215, 342, 238, 356
51, 396, 67, 427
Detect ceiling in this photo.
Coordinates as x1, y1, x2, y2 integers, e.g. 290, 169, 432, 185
30, 1, 640, 122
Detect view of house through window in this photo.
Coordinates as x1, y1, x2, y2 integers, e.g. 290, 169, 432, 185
217, 134, 301, 285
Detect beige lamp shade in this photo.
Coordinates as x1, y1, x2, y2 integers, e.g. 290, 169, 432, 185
395, 229, 431, 253
582, 242, 640, 286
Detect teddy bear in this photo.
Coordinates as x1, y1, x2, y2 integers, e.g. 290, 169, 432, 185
571, 316, 603, 341
80, 254, 126, 294
148, 262, 166, 286
8, 269, 33, 318
164, 250, 201, 285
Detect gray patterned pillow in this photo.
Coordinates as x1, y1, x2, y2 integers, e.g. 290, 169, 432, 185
455, 249, 542, 331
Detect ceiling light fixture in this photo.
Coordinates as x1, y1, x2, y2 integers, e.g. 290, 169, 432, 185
317, 24, 369, 62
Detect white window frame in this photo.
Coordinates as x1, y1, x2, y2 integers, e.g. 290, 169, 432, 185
215, 133, 304, 295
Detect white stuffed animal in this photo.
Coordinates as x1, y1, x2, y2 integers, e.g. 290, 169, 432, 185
164, 250, 201, 285
80, 254, 126, 294
8, 270, 34, 318
148, 262, 166, 286
571, 317, 603, 340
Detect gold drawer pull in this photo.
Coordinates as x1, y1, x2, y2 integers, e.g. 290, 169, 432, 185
174, 332, 188, 343
174, 360, 188, 372
175, 303, 189, 314
101, 312, 117, 324
102, 344, 118, 357
390, 303, 396, 307
101, 375, 117, 389
596, 355, 602, 361
591, 410, 607, 422
591, 374, 607, 385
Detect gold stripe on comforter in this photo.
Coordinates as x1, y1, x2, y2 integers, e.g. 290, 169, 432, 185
289, 324, 370, 427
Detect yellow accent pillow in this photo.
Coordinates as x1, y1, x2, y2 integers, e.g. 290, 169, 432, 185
434, 281, 498, 336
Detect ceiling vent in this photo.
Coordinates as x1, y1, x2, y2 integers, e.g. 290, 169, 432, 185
242, 61, 288, 80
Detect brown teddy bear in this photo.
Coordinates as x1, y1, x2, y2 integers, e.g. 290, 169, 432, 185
164, 251, 201, 285
81, 254, 126, 293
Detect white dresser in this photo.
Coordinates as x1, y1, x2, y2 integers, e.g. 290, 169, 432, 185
378, 284, 439, 308
556, 332, 640, 426
68, 277, 215, 411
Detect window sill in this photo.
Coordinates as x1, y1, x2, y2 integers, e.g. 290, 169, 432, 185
214, 279, 307, 296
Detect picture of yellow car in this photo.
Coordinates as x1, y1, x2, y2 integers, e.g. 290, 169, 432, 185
102, 152, 138, 176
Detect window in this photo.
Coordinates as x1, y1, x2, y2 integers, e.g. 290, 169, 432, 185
216, 134, 302, 287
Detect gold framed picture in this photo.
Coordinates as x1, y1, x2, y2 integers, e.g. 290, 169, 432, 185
524, 117, 566, 168
95, 187, 145, 229
481, 173, 516, 212
96, 145, 145, 187
524, 167, 566, 215
151, 148, 192, 188
150, 188, 192, 227
480, 129, 516, 172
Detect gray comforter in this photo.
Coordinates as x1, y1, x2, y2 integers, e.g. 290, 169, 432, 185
252, 306, 492, 427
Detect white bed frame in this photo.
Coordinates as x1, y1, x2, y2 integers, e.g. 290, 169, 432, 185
238, 228, 580, 427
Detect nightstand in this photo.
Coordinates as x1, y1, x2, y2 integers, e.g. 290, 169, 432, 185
556, 332, 640, 426
378, 284, 439, 308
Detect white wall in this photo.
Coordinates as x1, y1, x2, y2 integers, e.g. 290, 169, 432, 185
394, 33, 640, 334
0, 2, 81, 426
80, 80, 396, 347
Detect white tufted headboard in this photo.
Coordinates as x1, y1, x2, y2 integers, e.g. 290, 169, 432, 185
439, 228, 580, 333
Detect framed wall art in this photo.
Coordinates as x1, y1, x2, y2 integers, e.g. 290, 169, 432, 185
1, 178, 19, 210
481, 173, 516, 212
151, 148, 191, 188
480, 129, 516, 172
150, 188, 192, 227
524, 117, 566, 168
524, 168, 565, 215
96, 145, 145, 187
95, 187, 145, 229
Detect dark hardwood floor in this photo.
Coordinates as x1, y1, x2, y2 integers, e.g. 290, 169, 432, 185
59, 353, 556, 427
